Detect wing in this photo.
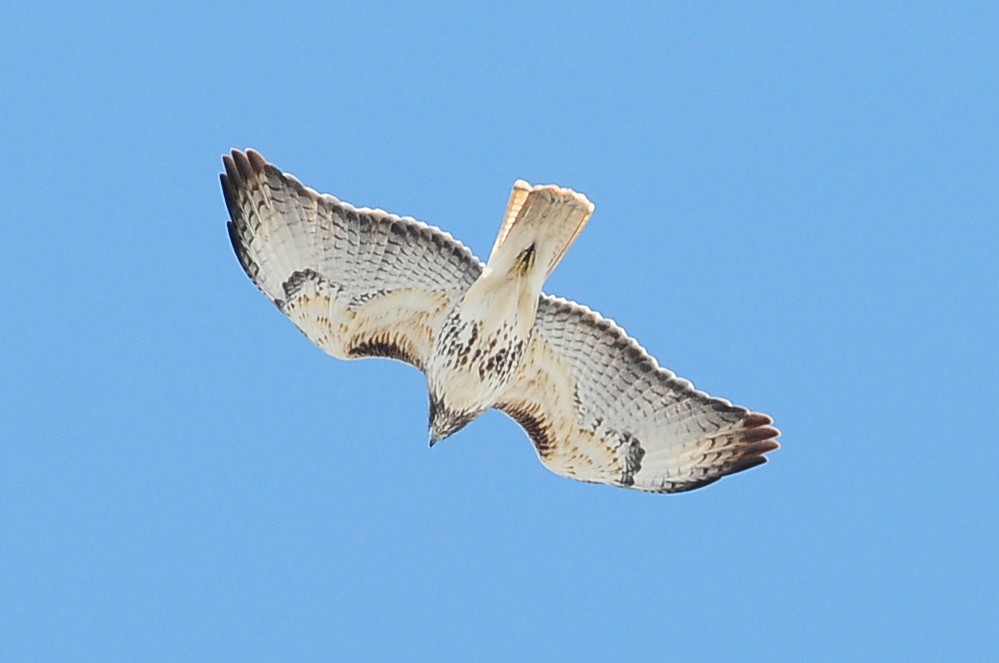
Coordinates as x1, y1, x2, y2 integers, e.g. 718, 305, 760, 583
497, 296, 780, 493
222, 149, 483, 372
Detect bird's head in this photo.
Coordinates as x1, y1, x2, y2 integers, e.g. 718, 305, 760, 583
428, 393, 476, 446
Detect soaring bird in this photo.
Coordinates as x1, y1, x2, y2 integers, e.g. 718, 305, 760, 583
222, 149, 779, 493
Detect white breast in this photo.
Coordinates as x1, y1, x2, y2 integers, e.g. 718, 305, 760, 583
427, 268, 539, 415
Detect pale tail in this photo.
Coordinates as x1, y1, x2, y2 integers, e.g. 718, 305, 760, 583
488, 180, 594, 278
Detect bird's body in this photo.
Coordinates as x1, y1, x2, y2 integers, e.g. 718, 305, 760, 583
428, 282, 530, 442
427, 181, 593, 441
222, 149, 780, 493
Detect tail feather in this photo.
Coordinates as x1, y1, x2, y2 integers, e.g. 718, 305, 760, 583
488, 180, 594, 278
488, 180, 533, 264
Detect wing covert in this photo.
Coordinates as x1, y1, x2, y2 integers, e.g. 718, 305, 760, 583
222, 149, 483, 371
498, 295, 779, 493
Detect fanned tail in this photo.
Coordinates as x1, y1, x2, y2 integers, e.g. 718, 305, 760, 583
488, 180, 594, 278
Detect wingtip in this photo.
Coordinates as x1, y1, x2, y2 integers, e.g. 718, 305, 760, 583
743, 412, 774, 427
742, 425, 781, 444
221, 151, 241, 186
741, 411, 780, 447
222, 147, 268, 172
246, 148, 267, 171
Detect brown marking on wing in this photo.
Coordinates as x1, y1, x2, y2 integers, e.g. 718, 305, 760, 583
221, 148, 482, 374
497, 295, 780, 493
501, 403, 557, 460
498, 337, 625, 484
279, 268, 453, 372
346, 334, 420, 367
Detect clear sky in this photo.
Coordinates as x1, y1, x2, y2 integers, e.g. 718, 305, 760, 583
2, 2, 997, 660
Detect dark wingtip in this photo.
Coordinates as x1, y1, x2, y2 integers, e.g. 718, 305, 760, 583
743, 412, 774, 427
742, 425, 781, 444
222, 150, 242, 185
226, 218, 242, 254
230, 148, 255, 181
722, 411, 782, 479
740, 411, 781, 448
666, 476, 722, 493
246, 148, 267, 171
220, 172, 239, 218
226, 219, 253, 277
724, 454, 769, 477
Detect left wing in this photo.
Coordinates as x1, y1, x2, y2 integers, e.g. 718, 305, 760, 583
497, 295, 780, 493
222, 149, 483, 372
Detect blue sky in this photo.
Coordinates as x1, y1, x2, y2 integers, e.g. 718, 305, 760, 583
2, 2, 997, 660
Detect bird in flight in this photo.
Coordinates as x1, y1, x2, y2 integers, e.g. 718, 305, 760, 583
222, 149, 779, 493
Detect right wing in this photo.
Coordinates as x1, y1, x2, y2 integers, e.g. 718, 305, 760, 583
498, 296, 779, 493
222, 149, 483, 372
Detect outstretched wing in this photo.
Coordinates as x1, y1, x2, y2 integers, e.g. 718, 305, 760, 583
497, 296, 779, 493
222, 149, 483, 371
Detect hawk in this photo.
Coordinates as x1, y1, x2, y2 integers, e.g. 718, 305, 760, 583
222, 149, 779, 493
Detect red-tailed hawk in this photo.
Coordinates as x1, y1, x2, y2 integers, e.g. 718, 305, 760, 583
222, 149, 779, 493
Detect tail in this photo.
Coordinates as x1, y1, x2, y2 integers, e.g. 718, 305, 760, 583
488, 180, 594, 278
